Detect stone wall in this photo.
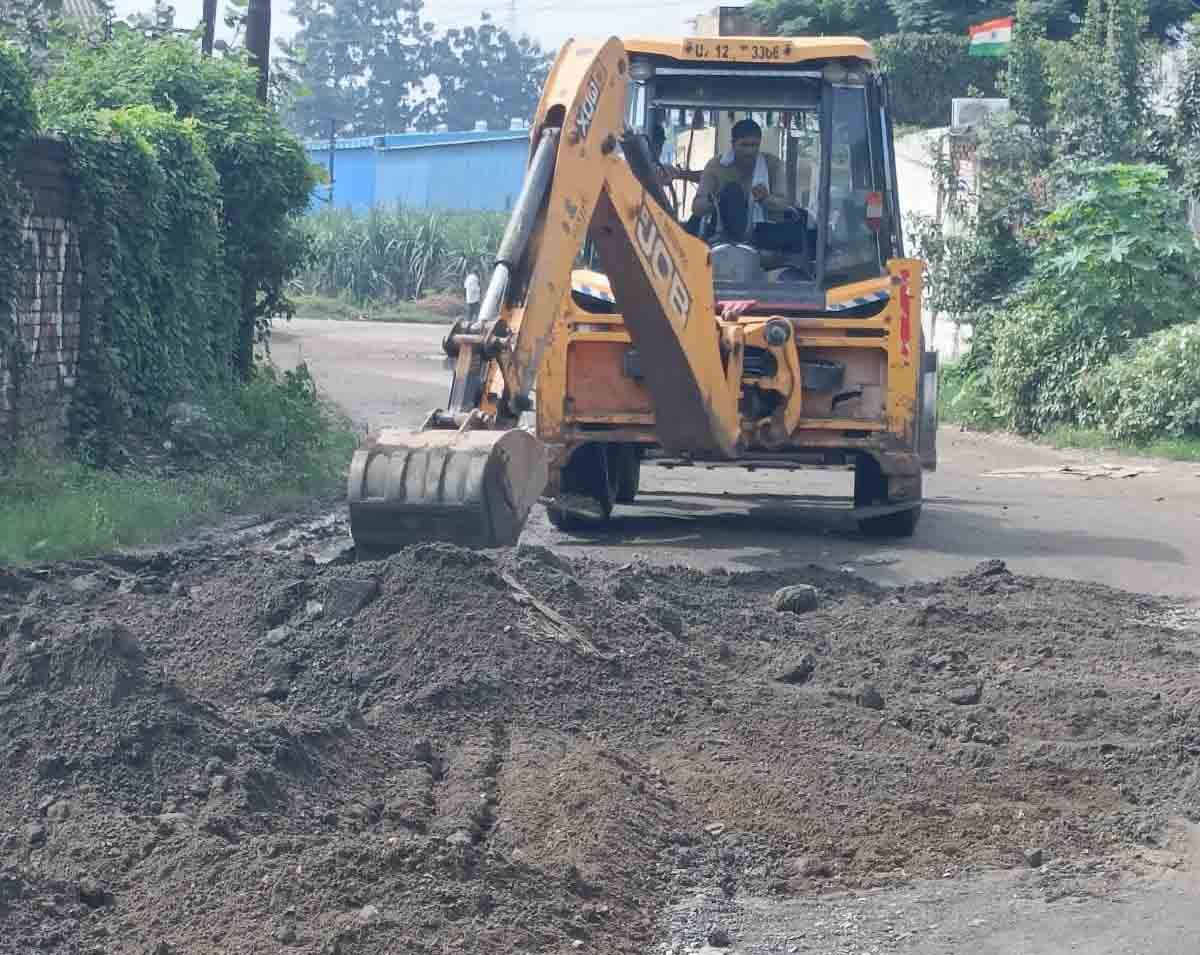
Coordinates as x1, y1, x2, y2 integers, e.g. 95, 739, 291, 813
0, 138, 82, 449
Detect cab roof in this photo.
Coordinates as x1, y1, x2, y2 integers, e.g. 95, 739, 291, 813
623, 35, 875, 65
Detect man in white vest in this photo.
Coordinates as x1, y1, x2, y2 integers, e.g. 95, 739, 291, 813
691, 118, 791, 244
464, 270, 481, 325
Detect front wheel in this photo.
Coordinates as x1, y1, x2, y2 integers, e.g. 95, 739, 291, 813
545, 443, 618, 531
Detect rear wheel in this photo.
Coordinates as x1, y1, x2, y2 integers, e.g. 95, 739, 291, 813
546, 443, 618, 531
859, 504, 922, 538
854, 454, 922, 539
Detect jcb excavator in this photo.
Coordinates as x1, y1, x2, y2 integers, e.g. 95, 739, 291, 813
347, 34, 938, 555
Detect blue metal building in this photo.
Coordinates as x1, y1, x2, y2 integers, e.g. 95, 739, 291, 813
305, 129, 531, 213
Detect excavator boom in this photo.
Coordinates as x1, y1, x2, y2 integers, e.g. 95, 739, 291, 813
348, 38, 743, 554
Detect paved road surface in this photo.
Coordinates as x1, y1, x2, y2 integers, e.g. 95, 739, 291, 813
272, 317, 1200, 602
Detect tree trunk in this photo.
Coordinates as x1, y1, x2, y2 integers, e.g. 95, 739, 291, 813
236, 276, 256, 380
244, 0, 271, 102
201, 0, 217, 56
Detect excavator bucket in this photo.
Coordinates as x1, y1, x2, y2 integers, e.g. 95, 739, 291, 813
346, 428, 548, 557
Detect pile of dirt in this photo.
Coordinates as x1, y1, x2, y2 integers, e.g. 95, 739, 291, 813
1, 544, 1198, 954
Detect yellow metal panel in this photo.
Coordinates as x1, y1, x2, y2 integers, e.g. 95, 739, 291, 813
882, 258, 923, 442
622, 36, 875, 64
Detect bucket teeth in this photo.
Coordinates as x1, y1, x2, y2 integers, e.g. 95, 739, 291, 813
347, 428, 548, 556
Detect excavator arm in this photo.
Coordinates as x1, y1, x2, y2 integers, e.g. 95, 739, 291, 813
348, 38, 744, 555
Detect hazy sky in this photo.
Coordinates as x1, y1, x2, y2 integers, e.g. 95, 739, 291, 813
108, 0, 712, 53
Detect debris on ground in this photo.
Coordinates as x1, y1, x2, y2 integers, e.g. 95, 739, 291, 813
1, 537, 1197, 953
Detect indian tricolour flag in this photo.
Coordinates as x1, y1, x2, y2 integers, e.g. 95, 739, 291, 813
968, 16, 1014, 57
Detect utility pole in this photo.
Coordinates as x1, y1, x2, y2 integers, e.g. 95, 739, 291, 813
245, 0, 272, 103
328, 118, 337, 207
201, 0, 218, 56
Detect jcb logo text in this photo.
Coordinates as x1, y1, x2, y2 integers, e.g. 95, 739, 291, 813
635, 201, 691, 328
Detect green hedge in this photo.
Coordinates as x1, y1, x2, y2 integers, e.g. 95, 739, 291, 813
1082, 323, 1200, 442
58, 106, 237, 455
876, 33, 1002, 128
39, 34, 316, 379
0, 41, 37, 390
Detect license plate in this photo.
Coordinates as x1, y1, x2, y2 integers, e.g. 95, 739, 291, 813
685, 39, 793, 62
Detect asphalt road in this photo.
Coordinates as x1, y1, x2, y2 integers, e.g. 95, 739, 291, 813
271, 317, 1200, 602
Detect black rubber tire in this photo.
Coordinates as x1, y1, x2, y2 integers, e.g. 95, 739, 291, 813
613, 445, 641, 504
854, 454, 922, 538
546, 443, 617, 530
546, 506, 587, 531
853, 454, 888, 508
858, 504, 922, 538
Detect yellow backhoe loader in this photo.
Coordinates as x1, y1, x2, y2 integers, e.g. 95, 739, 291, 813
346, 34, 938, 555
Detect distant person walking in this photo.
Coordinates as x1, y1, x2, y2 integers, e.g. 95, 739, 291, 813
464, 270, 481, 325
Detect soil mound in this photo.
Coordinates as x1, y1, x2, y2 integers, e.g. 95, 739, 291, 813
1, 545, 1197, 953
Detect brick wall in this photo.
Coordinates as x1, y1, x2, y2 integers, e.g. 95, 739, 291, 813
0, 138, 82, 449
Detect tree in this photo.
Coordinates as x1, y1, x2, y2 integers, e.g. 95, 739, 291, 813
1049, 0, 1151, 161
1006, 0, 1050, 128
282, 0, 438, 138
1106, 0, 1146, 127
0, 0, 63, 53
747, 0, 1190, 43
429, 16, 549, 132
746, 0, 897, 38
1173, 41, 1200, 195
284, 0, 548, 139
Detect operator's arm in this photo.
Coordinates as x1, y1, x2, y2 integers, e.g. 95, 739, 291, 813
691, 158, 723, 218
760, 154, 792, 215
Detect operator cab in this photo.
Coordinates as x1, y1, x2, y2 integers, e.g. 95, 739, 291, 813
623, 37, 904, 313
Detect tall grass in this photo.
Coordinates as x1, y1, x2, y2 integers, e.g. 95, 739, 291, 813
0, 364, 358, 564
295, 206, 507, 305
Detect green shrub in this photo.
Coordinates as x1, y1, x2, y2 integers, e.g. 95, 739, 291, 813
989, 163, 1200, 433
172, 363, 347, 471
875, 33, 1002, 128
989, 299, 1122, 433
1081, 323, 1200, 442
938, 360, 999, 429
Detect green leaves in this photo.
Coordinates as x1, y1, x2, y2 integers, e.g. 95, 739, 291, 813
40, 31, 315, 381
1005, 0, 1051, 129
1082, 323, 1200, 441
56, 106, 235, 458
0, 41, 37, 386
989, 160, 1200, 435
26, 30, 316, 456
874, 33, 1002, 128
746, 0, 1190, 42
0, 40, 37, 165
